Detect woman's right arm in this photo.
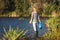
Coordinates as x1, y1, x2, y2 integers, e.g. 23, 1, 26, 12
29, 12, 33, 24
31, 12, 34, 20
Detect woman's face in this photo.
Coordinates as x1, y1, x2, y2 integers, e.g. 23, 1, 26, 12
33, 8, 36, 11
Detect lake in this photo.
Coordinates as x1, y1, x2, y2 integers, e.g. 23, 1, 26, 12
0, 17, 48, 38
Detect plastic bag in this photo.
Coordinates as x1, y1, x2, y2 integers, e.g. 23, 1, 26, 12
37, 22, 42, 29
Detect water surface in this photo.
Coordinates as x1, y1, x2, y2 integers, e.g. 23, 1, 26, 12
0, 17, 47, 38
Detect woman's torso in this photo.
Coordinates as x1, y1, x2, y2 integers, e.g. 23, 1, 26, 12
32, 12, 38, 22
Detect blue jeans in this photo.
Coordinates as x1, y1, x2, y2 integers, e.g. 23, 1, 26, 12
33, 22, 38, 37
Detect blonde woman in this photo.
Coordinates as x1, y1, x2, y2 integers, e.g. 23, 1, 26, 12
30, 6, 40, 37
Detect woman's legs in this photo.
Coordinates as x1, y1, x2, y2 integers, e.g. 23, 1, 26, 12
33, 22, 38, 37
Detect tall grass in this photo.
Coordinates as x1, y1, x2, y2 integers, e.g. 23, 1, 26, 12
2, 27, 27, 40
43, 4, 57, 17
43, 15, 60, 40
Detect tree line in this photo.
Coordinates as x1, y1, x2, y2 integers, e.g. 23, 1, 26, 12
0, 0, 60, 17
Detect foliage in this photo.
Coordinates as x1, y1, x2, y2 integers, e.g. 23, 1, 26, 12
43, 4, 57, 15
43, 31, 60, 40
3, 27, 27, 40
0, 0, 60, 17
43, 15, 60, 40
46, 16, 60, 31
15, 0, 31, 17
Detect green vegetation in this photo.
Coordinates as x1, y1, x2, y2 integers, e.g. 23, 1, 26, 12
46, 15, 60, 31
43, 31, 60, 40
43, 4, 56, 16
43, 15, 60, 40
0, 0, 60, 40
0, 0, 60, 17
2, 27, 27, 40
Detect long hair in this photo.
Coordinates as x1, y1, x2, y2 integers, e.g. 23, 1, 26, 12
30, 4, 38, 14
32, 6, 38, 12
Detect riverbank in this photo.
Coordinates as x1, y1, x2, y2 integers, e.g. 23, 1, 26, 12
0, 15, 50, 19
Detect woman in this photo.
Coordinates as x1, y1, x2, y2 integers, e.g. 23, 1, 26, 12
30, 6, 40, 37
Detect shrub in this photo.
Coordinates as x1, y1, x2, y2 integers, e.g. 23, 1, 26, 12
46, 16, 60, 31
43, 31, 60, 40
43, 15, 60, 40
43, 4, 57, 17
2, 27, 27, 40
